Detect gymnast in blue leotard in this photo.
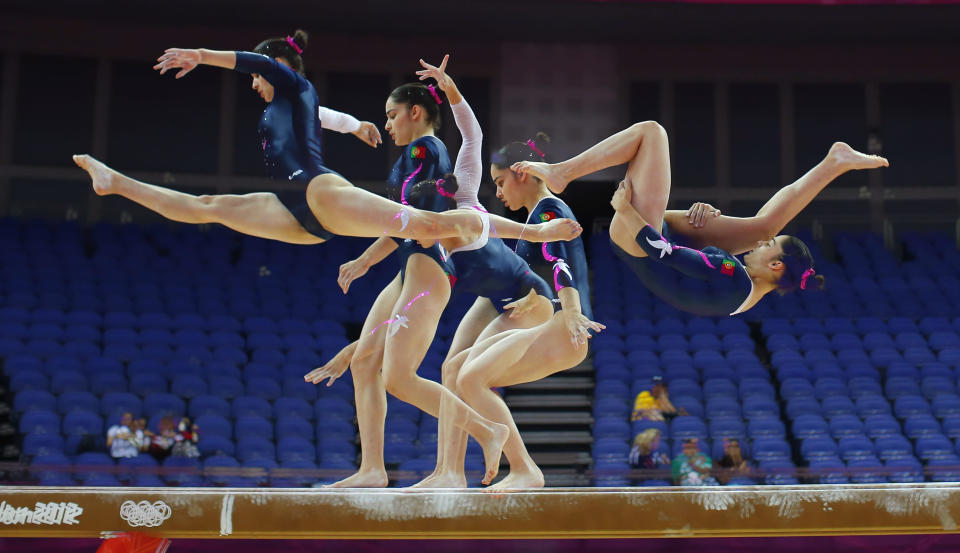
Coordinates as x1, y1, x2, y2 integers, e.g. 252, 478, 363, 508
73, 29, 386, 245
513, 121, 890, 317
493, 133, 593, 323
414, 135, 605, 490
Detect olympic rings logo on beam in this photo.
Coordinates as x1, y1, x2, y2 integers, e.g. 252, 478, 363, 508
119, 500, 172, 528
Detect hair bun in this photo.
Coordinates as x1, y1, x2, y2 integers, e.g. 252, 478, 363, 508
291, 29, 309, 52
533, 131, 551, 145
440, 173, 459, 195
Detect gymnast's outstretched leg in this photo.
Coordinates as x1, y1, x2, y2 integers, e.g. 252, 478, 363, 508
74, 155, 325, 245
662, 142, 888, 255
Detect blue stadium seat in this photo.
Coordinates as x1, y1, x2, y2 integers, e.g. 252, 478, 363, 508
170, 374, 209, 399
669, 418, 707, 440
236, 437, 276, 463
277, 437, 316, 464
885, 456, 924, 483
786, 397, 822, 420
821, 396, 856, 419
809, 457, 849, 484
837, 435, 875, 460
751, 438, 792, 462
203, 455, 241, 486
100, 392, 143, 417
863, 414, 901, 439
22, 433, 65, 456
894, 395, 932, 419
188, 395, 230, 418
62, 411, 103, 436
163, 456, 203, 486
208, 376, 245, 400
13, 390, 57, 414
274, 397, 314, 421
19, 410, 60, 435
847, 456, 886, 484
739, 378, 776, 399
144, 393, 186, 417
232, 396, 274, 419
748, 418, 785, 439
742, 397, 779, 420
198, 435, 236, 458
801, 436, 838, 460
129, 373, 168, 396
235, 415, 274, 440
904, 415, 943, 439
915, 435, 955, 460
927, 456, 960, 482
276, 416, 313, 442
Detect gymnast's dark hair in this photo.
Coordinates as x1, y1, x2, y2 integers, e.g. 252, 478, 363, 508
775, 236, 826, 295
407, 173, 459, 212
253, 29, 308, 74
389, 83, 443, 132
491, 132, 551, 170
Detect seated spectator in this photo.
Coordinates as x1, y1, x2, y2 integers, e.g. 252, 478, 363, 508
715, 438, 752, 484
171, 417, 200, 458
629, 428, 670, 472
132, 418, 153, 453
106, 412, 140, 459
149, 416, 178, 461
631, 390, 663, 421
652, 377, 687, 419
671, 438, 719, 486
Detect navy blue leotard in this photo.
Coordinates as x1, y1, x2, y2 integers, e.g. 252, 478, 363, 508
447, 210, 554, 313
515, 197, 593, 321
611, 223, 753, 317
233, 51, 337, 240
388, 136, 455, 282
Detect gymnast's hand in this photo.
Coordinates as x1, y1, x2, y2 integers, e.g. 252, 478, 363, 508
562, 309, 605, 349
154, 48, 202, 79
686, 201, 721, 228
338, 258, 370, 294
503, 288, 541, 319
610, 180, 633, 213
538, 218, 582, 242
416, 54, 454, 92
352, 121, 383, 148
304, 348, 352, 387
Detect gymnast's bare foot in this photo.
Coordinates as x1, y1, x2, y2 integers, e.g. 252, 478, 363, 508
479, 422, 509, 485
323, 469, 388, 488
72, 154, 119, 196
510, 160, 571, 195
827, 142, 889, 171
486, 467, 545, 490
408, 470, 467, 489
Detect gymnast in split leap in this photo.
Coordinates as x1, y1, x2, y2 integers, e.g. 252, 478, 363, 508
512, 121, 889, 316
305, 56, 576, 486
73, 31, 576, 247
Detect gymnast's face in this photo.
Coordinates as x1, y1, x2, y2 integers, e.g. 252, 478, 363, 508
250, 58, 293, 104
385, 100, 425, 146
491, 165, 529, 211
744, 236, 786, 274
251, 73, 274, 103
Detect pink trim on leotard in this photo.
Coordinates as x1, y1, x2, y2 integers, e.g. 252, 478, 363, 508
674, 245, 716, 269
399, 163, 423, 206
541, 243, 572, 292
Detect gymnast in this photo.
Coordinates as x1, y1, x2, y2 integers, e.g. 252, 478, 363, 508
73, 31, 577, 247
417, 134, 605, 489
512, 121, 889, 316
305, 56, 573, 487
